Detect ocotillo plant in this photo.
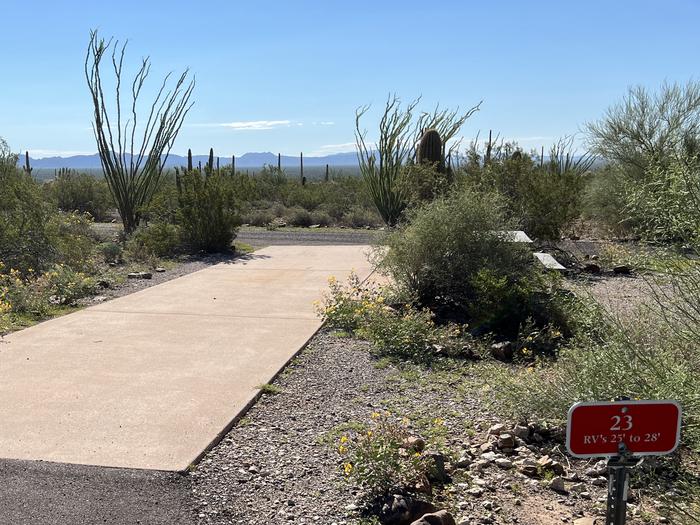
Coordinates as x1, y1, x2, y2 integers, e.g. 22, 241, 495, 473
23, 151, 32, 174
417, 129, 444, 172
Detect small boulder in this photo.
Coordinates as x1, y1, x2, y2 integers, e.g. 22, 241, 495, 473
490, 342, 513, 361
512, 425, 530, 440
494, 458, 513, 469
613, 264, 632, 275
548, 476, 567, 493
497, 434, 515, 449
583, 262, 601, 274
404, 436, 426, 452
410, 510, 456, 525
425, 451, 448, 483
487, 424, 506, 436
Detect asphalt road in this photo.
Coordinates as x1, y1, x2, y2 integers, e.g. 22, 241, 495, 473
0, 459, 193, 525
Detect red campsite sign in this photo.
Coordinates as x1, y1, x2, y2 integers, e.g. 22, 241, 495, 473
566, 400, 681, 458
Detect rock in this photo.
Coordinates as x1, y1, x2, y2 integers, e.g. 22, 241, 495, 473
404, 436, 426, 452
515, 458, 539, 477
381, 495, 438, 525
570, 482, 587, 493
455, 455, 472, 468
592, 477, 607, 487
490, 342, 513, 361
487, 424, 506, 436
613, 264, 632, 275
573, 519, 598, 525
410, 510, 456, 525
494, 458, 512, 469
481, 501, 493, 510
466, 487, 483, 497
480, 451, 498, 463
92, 295, 107, 303
551, 461, 566, 476
512, 425, 529, 440
425, 451, 448, 483
97, 279, 111, 288
155, 267, 166, 273
549, 476, 567, 494
479, 442, 493, 453
537, 455, 554, 468
497, 434, 515, 449
583, 262, 601, 274
579, 492, 591, 500
127, 272, 152, 280
309, 224, 321, 229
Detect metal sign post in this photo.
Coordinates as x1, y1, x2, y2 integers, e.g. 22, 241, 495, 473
604, 443, 642, 525
566, 400, 682, 525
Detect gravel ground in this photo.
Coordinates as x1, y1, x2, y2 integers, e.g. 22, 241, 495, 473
186, 331, 625, 525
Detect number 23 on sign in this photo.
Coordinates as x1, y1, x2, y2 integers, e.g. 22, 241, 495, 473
566, 400, 681, 457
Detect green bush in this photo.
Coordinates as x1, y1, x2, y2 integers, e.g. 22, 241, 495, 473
377, 185, 554, 337
285, 207, 313, 227
176, 169, 239, 252
126, 223, 181, 260
338, 412, 429, 500
340, 205, 382, 228
97, 241, 123, 263
460, 139, 591, 240
310, 210, 332, 227
0, 144, 55, 275
45, 171, 112, 221
488, 273, 700, 450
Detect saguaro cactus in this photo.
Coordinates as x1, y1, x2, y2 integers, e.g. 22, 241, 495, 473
207, 148, 215, 173
24, 151, 33, 174
278, 153, 281, 171
300, 152, 304, 183
187, 149, 193, 171
417, 129, 444, 172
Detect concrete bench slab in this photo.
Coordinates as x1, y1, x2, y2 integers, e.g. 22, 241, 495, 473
533, 251, 567, 271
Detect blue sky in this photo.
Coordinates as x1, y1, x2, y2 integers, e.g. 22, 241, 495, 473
1, 0, 699, 158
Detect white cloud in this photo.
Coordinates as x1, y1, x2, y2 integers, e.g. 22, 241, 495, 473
319, 121, 335, 126
190, 120, 295, 130
308, 142, 359, 156
220, 120, 293, 130
28, 149, 95, 158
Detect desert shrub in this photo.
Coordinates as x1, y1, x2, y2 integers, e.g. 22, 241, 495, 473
340, 205, 382, 228
361, 305, 468, 363
460, 138, 591, 240
244, 209, 275, 227
0, 266, 51, 317
623, 158, 700, 244
97, 241, 123, 263
44, 212, 96, 272
0, 145, 54, 275
141, 172, 179, 224
126, 223, 181, 259
285, 207, 313, 227
582, 165, 632, 236
45, 171, 112, 221
176, 169, 239, 252
489, 275, 700, 450
338, 412, 430, 499
586, 81, 700, 242
40, 264, 96, 305
317, 272, 386, 332
310, 210, 332, 227
398, 162, 453, 208
377, 185, 558, 337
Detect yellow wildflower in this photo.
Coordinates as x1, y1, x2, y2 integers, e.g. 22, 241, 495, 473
343, 462, 353, 475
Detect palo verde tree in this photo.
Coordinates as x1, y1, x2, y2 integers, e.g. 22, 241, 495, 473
85, 29, 195, 234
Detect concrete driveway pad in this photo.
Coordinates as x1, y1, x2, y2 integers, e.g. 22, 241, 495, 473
0, 245, 373, 471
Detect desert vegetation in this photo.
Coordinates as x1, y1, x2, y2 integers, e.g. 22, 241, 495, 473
2, 29, 700, 521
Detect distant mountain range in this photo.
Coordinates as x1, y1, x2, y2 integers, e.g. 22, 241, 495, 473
22, 151, 360, 170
